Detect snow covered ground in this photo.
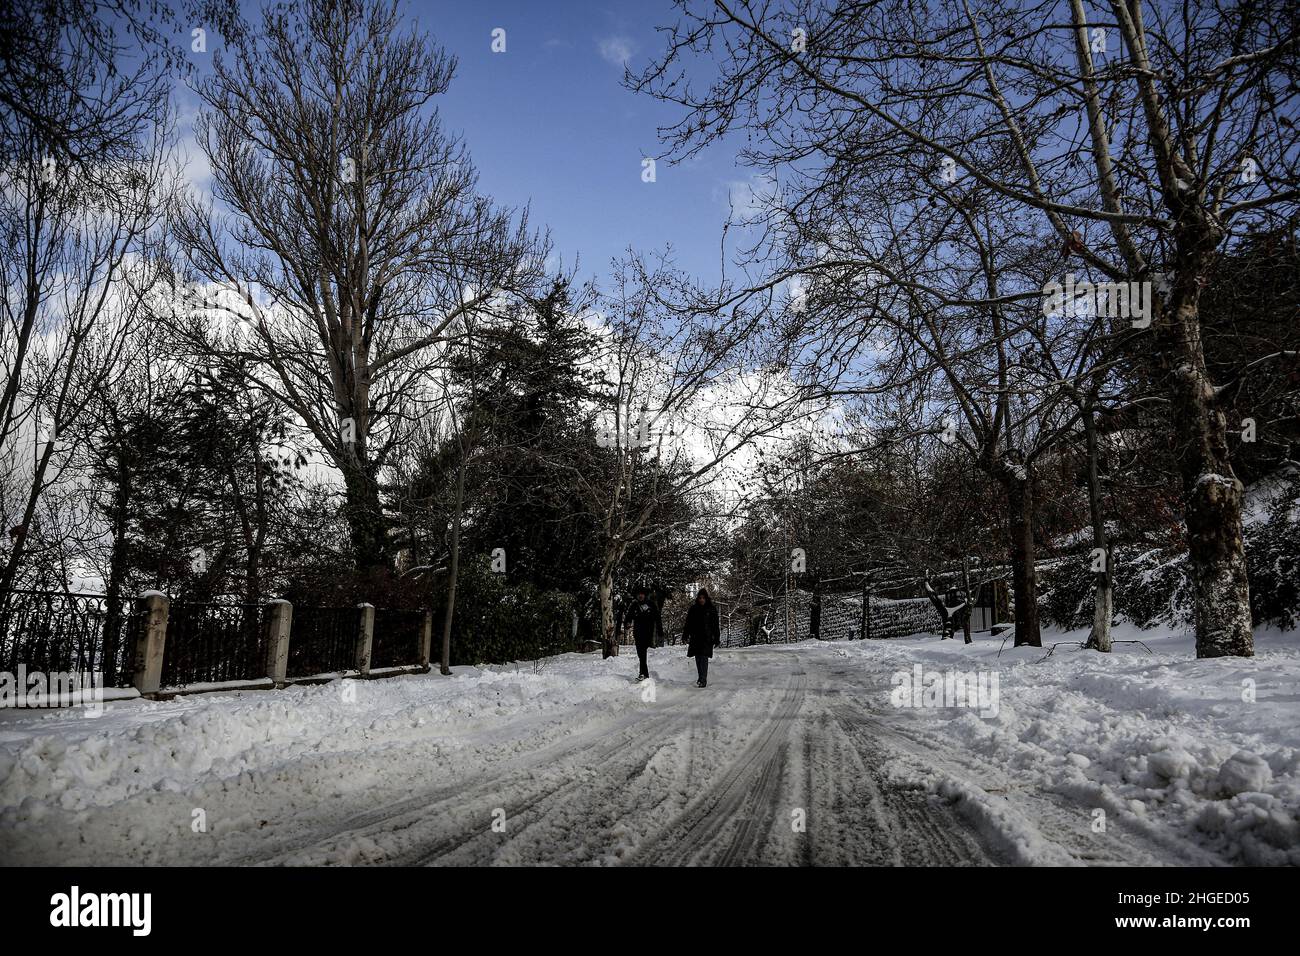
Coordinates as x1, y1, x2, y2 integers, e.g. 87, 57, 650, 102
1, 623, 1297, 866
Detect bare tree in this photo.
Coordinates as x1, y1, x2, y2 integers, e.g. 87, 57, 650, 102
632, 0, 1299, 657
573, 260, 810, 655
0, 0, 225, 179
0, 50, 172, 596
176, 0, 545, 570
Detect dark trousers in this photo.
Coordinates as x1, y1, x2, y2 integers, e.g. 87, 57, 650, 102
636, 640, 650, 678
695, 654, 709, 685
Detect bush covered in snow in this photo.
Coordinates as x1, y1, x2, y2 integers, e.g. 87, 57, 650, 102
1244, 474, 1300, 630
1037, 558, 1093, 630
1037, 471, 1300, 632
1037, 545, 1193, 631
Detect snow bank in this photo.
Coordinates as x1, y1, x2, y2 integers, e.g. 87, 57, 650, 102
0, 655, 638, 864
840, 622, 1300, 865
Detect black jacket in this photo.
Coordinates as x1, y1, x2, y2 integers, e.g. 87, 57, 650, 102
683, 601, 720, 658
619, 597, 662, 646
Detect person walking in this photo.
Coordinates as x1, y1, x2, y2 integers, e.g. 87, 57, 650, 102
682, 588, 720, 687
618, 585, 662, 681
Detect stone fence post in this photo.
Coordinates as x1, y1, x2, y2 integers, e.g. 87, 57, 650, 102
356, 603, 375, 676
132, 591, 169, 697
264, 599, 293, 687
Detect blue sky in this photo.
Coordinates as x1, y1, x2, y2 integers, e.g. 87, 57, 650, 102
411, 0, 741, 288
180, 0, 748, 291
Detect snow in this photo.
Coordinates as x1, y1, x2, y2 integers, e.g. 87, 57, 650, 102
0, 624, 1296, 866
1193, 472, 1240, 493
1242, 464, 1299, 527
1217, 752, 1273, 796
837, 622, 1300, 865
159, 678, 274, 695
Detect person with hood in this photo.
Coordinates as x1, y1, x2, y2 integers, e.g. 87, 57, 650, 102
618, 585, 662, 681
682, 588, 721, 687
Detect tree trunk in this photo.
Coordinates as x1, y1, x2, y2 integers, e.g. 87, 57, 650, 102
1162, 296, 1253, 657
961, 556, 973, 645
101, 461, 132, 681
439, 454, 466, 676
341, 462, 389, 571
1082, 404, 1113, 652
598, 563, 618, 658
1090, 580, 1113, 650
924, 578, 953, 639
1004, 470, 1042, 647
809, 576, 821, 639
0, 439, 55, 596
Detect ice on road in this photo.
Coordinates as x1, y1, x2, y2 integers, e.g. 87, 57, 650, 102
2, 630, 1297, 866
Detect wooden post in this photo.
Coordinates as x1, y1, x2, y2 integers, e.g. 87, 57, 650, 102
132, 591, 169, 697
356, 603, 375, 676
265, 599, 293, 687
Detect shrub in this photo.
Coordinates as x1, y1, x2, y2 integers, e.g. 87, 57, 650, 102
439, 558, 577, 666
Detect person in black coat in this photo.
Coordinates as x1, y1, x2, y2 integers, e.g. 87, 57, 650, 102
618, 586, 662, 680
682, 588, 720, 687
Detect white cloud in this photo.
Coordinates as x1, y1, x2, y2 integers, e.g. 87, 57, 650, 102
597, 35, 634, 67
178, 135, 213, 194
723, 174, 781, 220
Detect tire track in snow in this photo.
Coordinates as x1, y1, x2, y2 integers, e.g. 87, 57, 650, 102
253, 680, 705, 865
431, 672, 803, 866
842, 708, 1222, 866
832, 706, 993, 865
630, 668, 807, 866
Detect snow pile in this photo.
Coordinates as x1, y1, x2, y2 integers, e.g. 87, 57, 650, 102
0, 666, 623, 812
0, 658, 638, 864
841, 622, 1300, 865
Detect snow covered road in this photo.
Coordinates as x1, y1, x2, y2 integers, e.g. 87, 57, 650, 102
2, 630, 1297, 866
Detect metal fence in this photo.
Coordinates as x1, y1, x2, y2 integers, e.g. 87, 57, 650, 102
160, 602, 270, 688
861, 596, 943, 639
0, 589, 138, 686
718, 606, 750, 647
286, 605, 361, 678
658, 592, 944, 647
653, 599, 794, 649
1, 588, 440, 703
371, 608, 424, 669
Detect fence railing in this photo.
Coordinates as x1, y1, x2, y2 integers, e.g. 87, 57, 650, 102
0, 590, 137, 686
3, 582, 954, 708
651, 600, 802, 649
160, 602, 269, 687
1, 590, 434, 703
370, 608, 424, 670
860, 596, 943, 639
285, 604, 364, 679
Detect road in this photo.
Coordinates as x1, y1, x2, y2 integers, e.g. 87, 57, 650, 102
250, 645, 1002, 866
3, 641, 1230, 866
